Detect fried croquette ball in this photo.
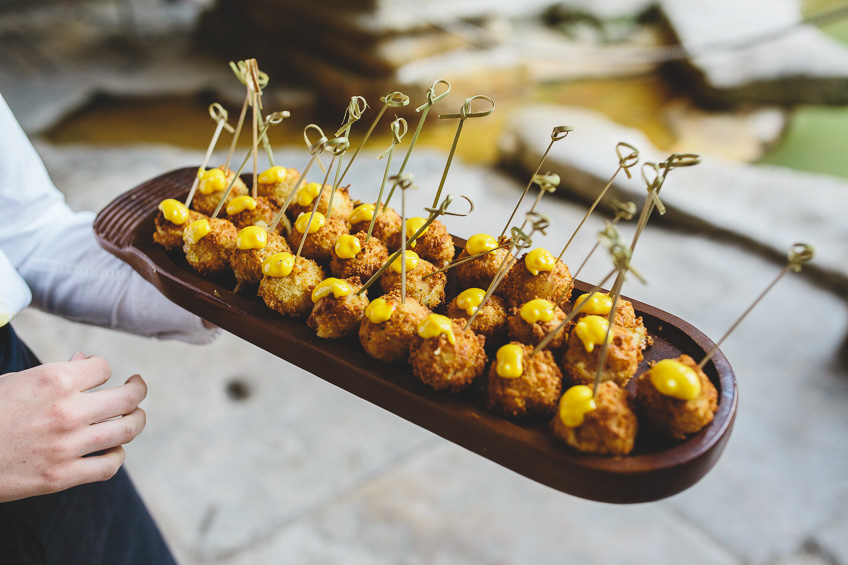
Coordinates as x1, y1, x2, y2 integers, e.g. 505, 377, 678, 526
153, 205, 205, 251
389, 218, 455, 270
258, 254, 325, 319
225, 195, 279, 231
229, 229, 291, 286
572, 292, 651, 356
182, 217, 238, 277
349, 203, 402, 250
506, 299, 569, 351
487, 342, 562, 418
500, 249, 573, 307
379, 251, 446, 310
561, 315, 640, 388
455, 234, 514, 290
633, 355, 718, 442
445, 289, 508, 345
286, 213, 350, 265
550, 382, 638, 456
190, 166, 249, 217
329, 231, 389, 282
255, 166, 301, 208
409, 315, 487, 394
286, 182, 354, 220
358, 292, 431, 363
307, 277, 369, 339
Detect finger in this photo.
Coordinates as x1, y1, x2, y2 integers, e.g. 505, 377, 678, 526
65, 446, 126, 488
81, 375, 147, 423
78, 408, 146, 456
70, 355, 113, 392
69, 351, 86, 361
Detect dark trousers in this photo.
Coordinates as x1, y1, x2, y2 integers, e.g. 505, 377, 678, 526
0, 324, 177, 565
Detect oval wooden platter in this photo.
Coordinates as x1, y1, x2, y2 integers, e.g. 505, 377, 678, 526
94, 167, 738, 504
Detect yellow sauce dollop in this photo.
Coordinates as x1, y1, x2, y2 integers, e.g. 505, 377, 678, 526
258, 166, 287, 185
294, 212, 326, 234
184, 219, 211, 244
311, 277, 352, 303
649, 359, 702, 401
525, 248, 556, 276
465, 233, 497, 255
158, 199, 189, 225
405, 217, 428, 248
391, 250, 419, 274
495, 343, 524, 378
226, 195, 258, 215
197, 168, 227, 195
237, 226, 268, 250
417, 314, 455, 345
296, 182, 323, 207
365, 297, 396, 324
520, 298, 555, 324
335, 234, 362, 259
262, 252, 295, 278
558, 385, 597, 427
456, 288, 486, 316
574, 315, 612, 353
574, 292, 613, 316
349, 203, 375, 225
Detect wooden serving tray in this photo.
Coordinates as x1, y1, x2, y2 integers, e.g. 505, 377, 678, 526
94, 167, 737, 504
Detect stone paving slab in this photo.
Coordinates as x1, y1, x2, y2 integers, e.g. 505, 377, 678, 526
9, 140, 847, 564
659, 0, 848, 105
498, 103, 848, 294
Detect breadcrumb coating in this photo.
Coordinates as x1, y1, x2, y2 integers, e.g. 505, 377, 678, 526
287, 184, 354, 220
350, 204, 402, 250
487, 342, 562, 418
307, 277, 370, 339
380, 257, 446, 310
258, 256, 325, 319
391, 219, 455, 270
256, 168, 301, 208
153, 209, 205, 251
561, 324, 641, 388
229, 231, 291, 286
182, 217, 238, 277
500, 254, 573, 307
445, 293, 508, 346
190, 167, 249, 217
550, 381, 638, 456
455, 237, 514, 291
287, 215, 350, 265
409, 318, 487, 394
358, 292, 431, 363
506, 303, 569, 351
633, 355, 718, 441
329, 231, 389, 282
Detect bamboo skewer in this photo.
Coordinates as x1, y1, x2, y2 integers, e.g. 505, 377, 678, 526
184, 103, 234, 209
268, 125, 328, 234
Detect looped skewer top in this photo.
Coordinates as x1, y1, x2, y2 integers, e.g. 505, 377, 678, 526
611, 199, 637, 221
424, 194, 475, 218
616, 142, 640, 179
229, 60, 270, 90
416, 79, 452, 112
381, 91, 411, 108
335, 96, 368, 137
439, 94, 496, 120
662, 153, 701, 170
208, 103, 235, 134
551, 125, 574, 141
598, 225, 646, 284
532, 172, 560, 193
378, 118, 409, 160
324, 136, 350, 155
788, 243, 815, 271
304, 124, 329, 153
265, 111, 288, 125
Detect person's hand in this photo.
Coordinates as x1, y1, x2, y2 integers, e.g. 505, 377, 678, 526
0, 353, 147, 502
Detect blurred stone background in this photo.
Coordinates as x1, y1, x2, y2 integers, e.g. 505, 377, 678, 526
2, 0, 848, 563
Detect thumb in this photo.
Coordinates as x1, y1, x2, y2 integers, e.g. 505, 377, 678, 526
69, 351, 87, 361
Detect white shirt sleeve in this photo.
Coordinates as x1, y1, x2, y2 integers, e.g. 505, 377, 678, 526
0, 93, 219, 344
